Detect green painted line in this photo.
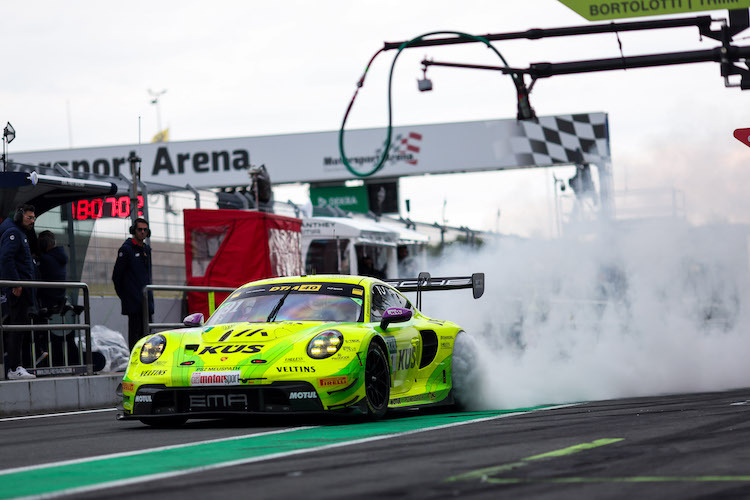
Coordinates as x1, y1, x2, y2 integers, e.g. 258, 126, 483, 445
484, 476, 750, 484
446, 438, 623, 482
524, 438, 623, 461
444, 461, 529, 481
448, 437, 750, 486
0, 407, 553, 499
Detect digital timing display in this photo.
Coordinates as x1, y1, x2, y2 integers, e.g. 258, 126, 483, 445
68, 195, 144, 221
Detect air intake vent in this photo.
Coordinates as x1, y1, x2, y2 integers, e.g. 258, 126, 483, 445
418, 330, 438, 368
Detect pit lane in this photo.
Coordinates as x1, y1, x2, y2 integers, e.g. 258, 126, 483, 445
3, 388, 750, 499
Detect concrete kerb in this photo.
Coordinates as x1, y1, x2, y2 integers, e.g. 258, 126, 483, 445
0, 373, 122, 417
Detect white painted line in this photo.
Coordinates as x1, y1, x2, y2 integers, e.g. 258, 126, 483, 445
10, 404, 578, 500
0, 426, 315, 477
0, 408, 117, 422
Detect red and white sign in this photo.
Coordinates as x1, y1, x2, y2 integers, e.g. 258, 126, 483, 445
189, 371, 241, 386
733, 128, 750, 148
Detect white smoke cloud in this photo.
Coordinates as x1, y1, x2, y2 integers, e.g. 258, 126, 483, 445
425, 218, 750, 409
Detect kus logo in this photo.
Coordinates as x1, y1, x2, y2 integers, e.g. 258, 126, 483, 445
122, 382, 134, 392
198, 344, 263, 355
391, 347, 416, 371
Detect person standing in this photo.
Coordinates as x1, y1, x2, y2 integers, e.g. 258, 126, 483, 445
0, 204, 38, 379
112, 218, 154, 351
37, 231, 68, 312
37, 231, 78, 366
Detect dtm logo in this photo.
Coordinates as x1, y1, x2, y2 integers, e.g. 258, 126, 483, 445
190, 371, 241, 386
189, 394, 248, 408
134, 395, 152, 403
289, 391, 318, 400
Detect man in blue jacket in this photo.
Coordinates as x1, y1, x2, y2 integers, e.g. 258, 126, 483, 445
112, 218, 154, 350
0, 204, 38, 379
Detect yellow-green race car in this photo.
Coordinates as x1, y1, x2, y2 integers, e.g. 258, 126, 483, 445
117, 272, 484, 426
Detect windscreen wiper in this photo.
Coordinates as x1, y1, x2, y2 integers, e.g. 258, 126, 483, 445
266, 287, 294, 322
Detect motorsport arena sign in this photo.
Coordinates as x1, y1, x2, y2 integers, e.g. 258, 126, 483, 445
559, 0, 750, 21
8, 113, 611, 190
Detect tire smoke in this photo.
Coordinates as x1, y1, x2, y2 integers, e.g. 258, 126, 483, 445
426, 220, 750, 410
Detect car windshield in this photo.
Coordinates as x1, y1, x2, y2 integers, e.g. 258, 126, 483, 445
206, 282, 365, 325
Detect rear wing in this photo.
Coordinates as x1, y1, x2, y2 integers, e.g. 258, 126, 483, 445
384, 272, 485, 310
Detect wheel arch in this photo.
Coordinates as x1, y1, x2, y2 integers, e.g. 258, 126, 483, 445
368, 334, 391, 371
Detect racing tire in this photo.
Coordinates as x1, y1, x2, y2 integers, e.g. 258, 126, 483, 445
138, 416, 188, 428
451, 331, 480, 411
364, 341, 390, 419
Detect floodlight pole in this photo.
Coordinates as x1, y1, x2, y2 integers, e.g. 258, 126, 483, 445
128, 151, 142, 227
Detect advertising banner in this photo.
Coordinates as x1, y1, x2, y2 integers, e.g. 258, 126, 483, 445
9, 113, 610, 189
558, 0, 750, 21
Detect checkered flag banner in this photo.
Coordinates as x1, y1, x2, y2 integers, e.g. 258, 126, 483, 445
510, 113, 610, 167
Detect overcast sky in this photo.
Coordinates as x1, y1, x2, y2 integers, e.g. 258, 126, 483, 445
3, 1, 749, 236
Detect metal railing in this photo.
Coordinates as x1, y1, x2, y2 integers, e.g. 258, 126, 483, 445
143, 284, 236, 333
0, 280, 92, 381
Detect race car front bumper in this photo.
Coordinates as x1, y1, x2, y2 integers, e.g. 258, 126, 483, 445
118, 381, 348, 420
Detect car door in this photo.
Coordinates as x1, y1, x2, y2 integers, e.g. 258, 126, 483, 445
371, 285, 420, 394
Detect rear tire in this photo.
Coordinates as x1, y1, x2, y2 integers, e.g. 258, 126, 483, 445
451, 331, 480, 411
139, 416, 188, 428
364, 341, 390, 419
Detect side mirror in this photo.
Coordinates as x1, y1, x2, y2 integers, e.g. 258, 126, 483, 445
380, 307, 412, 330
183, 312, 204, 327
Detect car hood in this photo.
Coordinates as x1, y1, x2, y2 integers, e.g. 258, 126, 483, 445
197, 321, 342, 343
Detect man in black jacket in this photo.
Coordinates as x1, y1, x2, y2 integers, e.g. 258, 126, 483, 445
0, 204, 38, 379
112, 218, 154, 350
37, 230, 68, 311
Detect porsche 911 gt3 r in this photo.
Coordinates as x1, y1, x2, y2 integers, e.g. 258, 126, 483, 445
117, 273, 484, 426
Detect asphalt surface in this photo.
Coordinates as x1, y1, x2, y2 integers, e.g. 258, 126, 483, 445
3, 388, 750, 499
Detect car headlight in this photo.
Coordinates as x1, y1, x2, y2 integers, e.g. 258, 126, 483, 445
140, 334, 166, 364
307, 330, 343, 359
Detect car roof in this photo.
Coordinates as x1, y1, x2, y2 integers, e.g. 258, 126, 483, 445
236, 274, 382, 290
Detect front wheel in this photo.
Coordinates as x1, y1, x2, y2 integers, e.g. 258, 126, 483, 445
364, 341, 390, 418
